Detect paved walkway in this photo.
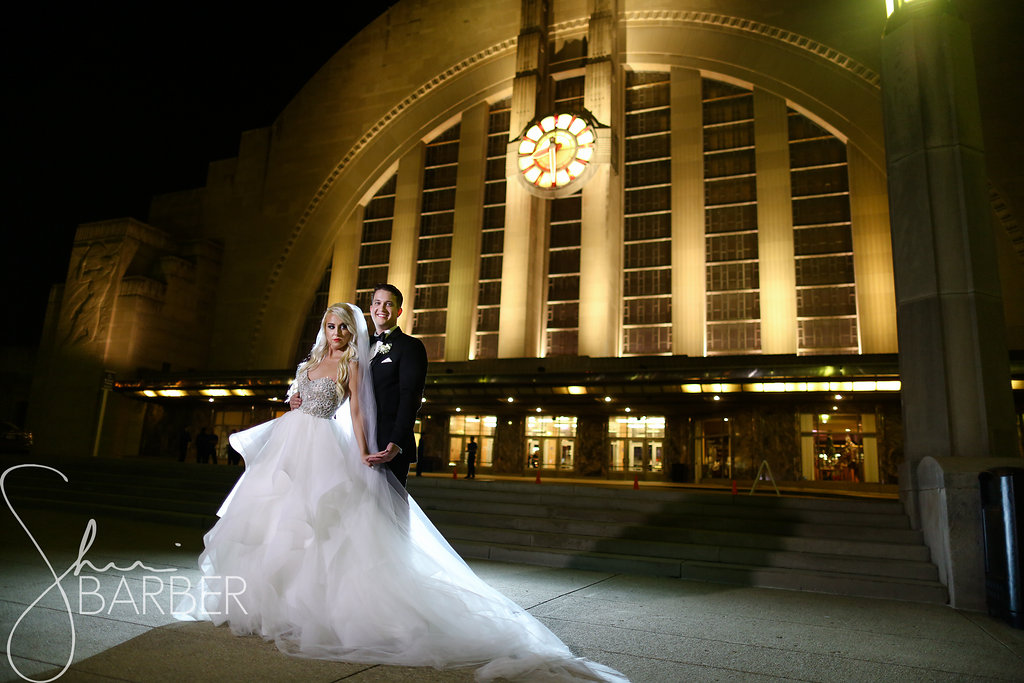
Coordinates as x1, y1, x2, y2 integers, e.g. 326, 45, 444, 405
2, 498, 1021, 682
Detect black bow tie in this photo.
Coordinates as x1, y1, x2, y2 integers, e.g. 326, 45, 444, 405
371, 332, 386, 344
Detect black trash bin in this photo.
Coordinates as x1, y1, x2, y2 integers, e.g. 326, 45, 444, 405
979, 467, 1024, 628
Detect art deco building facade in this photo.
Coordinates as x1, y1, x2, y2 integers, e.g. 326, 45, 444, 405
30, 0, 1024, 487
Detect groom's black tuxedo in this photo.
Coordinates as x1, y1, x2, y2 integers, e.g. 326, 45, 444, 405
370, 326, 427, 486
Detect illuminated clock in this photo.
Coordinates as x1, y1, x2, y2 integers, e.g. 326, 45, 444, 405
515, 113, 597, 196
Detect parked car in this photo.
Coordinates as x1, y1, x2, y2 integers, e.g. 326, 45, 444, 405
0, 422, 32, 452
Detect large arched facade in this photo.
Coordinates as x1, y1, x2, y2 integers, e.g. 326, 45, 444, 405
32, 0, 1023, 484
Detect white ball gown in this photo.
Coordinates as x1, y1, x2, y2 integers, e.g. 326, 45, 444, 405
179, 371, 627, 682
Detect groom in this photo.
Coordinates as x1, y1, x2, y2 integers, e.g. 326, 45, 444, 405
363, 283, 428, 487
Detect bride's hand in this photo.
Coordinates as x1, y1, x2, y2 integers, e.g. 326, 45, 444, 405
360, 453, 375, 468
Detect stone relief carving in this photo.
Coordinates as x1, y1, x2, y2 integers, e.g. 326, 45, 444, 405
60, 240, 133, 347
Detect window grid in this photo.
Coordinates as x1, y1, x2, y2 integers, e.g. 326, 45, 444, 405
474, 98, 510, 360
545, 78, 584, 359
703, 78, 760, 355
622, 71, 672, 356
545, 194, 581, 357
355, 174, 398, 310
415, 123, 461, 361
788, 110, 858, 355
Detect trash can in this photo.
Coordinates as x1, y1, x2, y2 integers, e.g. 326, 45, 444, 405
979, 467, 1024, 628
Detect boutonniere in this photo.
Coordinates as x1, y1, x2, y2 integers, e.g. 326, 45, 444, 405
377, 342, 392, 356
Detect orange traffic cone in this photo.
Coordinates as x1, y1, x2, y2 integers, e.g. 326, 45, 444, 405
633, 475, 639, 490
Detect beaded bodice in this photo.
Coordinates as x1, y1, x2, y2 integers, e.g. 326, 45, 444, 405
296, 373, 341, 419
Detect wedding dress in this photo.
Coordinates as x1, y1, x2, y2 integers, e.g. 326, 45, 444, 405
179, 308, 627, 682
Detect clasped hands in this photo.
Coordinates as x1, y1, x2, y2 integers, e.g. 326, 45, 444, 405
289, 392, 398, 468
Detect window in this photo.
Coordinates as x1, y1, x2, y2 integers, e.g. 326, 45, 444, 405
525, 415, 577, 470
608, 416, 665, 472
448, 415, 496, 468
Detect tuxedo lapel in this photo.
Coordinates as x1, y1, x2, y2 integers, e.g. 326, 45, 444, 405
371, 327, 403, 367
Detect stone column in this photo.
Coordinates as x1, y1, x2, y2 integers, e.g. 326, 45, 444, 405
389, 144, 426, 316
665, 414, 692, 482
499, 0, 550, 358
754, 88, 797, 354
416, 414, 447, 472
493, 414, 526, 473
670, 68, 705, 357
446, 103, 489, 361
576, 414, 608, 476
578, 0, 623, 358
848, 145, 897, 353
882, 0, 1019, 609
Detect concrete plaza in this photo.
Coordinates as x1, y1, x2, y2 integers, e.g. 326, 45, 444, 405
2, 502, 1022, 682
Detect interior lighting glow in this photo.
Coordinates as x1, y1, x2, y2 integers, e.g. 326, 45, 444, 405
1012, 380, 1024, 390
682, 384, 702, 393
567, 386, 586, 395
455, 407, 462, 413
604, 396, 612, 402
232, 389, 254, 397
834, 394, 843, 400
852, 381, 877, 392
208, 398, 215, 403
157, 390, 187, 397
506, 397, 514, 403
142, 390, 157, 398
828, 382, 854, 392
535, 407, 542, 413
624, 407, 631, 413
877, 381, 902, 391
202, 389, 232, 397
713, 395, 721, 401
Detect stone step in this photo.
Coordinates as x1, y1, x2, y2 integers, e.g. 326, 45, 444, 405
1, 456, 946, 604
409, 477, 909, 516
408, 480, 913, 529
450, 541, 948, 604
415, 494, 923, 545
434, 522, 937, 582
423, 509, 930, 562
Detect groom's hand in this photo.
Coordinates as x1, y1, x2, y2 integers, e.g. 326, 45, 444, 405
366, 443, 400, 464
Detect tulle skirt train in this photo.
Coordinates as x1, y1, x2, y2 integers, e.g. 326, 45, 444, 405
177, 408, 627, 681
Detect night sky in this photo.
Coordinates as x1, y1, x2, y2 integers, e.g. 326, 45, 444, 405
4, 5, 398, 346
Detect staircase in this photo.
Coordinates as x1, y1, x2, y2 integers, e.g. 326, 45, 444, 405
0, 456, 241, 528
0, 456, 947, 604
407, 477, 949, 605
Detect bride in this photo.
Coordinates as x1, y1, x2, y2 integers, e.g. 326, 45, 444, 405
179, 303, 627, 682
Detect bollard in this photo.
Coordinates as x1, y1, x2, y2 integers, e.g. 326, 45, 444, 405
633, 475, 639, 490
453, 468, 458, 479
535, 471, 541, 484
731, 480, 737, 495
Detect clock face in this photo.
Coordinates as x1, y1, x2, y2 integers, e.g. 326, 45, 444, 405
516, 113, 596, 192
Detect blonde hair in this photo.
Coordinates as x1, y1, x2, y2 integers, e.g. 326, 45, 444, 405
290, 303, 360, 402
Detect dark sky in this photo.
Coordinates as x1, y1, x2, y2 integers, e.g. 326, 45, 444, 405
4, 6, 398, 346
